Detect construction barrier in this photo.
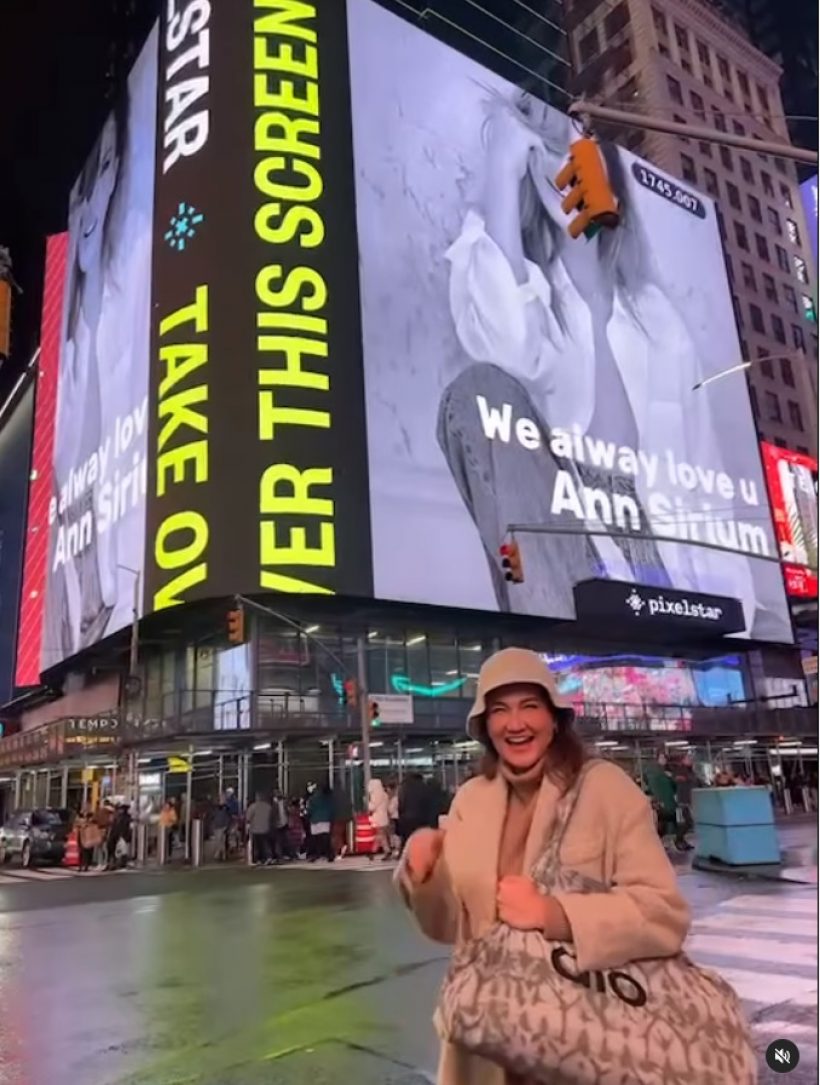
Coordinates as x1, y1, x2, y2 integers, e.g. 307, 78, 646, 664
63, 830, 80, 869
354, 814, 376, 856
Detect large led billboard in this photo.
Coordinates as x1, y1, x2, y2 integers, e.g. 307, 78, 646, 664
801, 176, 818, 268
23, 0, 793, 682
761, 442, 818, 599
40, 27, 157, 672
347, 0, 790, 643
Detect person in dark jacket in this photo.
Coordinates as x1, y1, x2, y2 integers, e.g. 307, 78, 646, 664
397, 773, 429, 846
307, 782, 335, 862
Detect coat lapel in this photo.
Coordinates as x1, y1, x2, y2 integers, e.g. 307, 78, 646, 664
466, 773, 507, 931
523, 774, 562, 874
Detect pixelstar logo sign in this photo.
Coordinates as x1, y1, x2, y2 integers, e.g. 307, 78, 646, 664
573, 578, 746, 637
625, 588, 723, 622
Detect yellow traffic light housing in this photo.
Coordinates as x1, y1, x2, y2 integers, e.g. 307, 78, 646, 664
499, 542, 524, 584
227, 607, 245, 644
554, 137, 620, 240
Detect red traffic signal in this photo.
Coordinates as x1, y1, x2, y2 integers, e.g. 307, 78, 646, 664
343, 678, 359, 708
227, 607, 245, 644
554, 137, 620, 240
499, 542, 524, 584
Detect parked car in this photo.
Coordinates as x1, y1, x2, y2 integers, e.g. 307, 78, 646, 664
0, 809, 68, 868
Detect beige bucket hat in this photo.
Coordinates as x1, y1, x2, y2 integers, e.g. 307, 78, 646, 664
467, 647, 575, 740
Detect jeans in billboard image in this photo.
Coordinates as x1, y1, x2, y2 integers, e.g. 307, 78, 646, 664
438, 363, 671, 616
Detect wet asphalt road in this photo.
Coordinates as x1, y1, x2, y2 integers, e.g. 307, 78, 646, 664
0, 864, 815, 1085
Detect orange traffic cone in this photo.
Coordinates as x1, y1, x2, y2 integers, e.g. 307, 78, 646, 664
63, 829, 80, 869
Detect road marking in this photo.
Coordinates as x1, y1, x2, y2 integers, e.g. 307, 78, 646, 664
720, 896, 816, 916
712, 969, 818, 1008
692, 913, 816, 939
0, 867, 137, 885
688, 933, 815, 968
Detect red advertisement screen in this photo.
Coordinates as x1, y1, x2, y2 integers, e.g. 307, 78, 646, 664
760, 442, 819, 600
14, 234, 68, 687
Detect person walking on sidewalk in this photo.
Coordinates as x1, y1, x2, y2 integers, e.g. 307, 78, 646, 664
368, 778, 392, 861
211, 801, 231, 862
78, 810, 102, 872
307, 781, 335, 862
246, 793, 274, 865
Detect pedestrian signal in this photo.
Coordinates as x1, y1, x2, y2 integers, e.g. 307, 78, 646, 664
370, 699, 381, 726
227, 607, 245, 644
344, 678, 359, 708
554, 137, 620, 240
499, 541, 524, 583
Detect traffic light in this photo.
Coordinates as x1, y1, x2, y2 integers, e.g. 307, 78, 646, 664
554, 137, 620, 240
369, 699, 381, 727
499, 541, 524, 584
227, 606, 245, 644
343, 678, 359, 708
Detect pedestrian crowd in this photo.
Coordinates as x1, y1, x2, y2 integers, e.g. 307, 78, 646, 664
74, 802, 132, 872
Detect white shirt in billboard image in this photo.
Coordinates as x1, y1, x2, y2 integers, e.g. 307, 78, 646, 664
46, 29, 155, 669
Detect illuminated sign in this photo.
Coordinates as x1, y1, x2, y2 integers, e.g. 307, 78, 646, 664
573, 580, 746, 637
760, 442, 818, 600
800, 176, 818, 268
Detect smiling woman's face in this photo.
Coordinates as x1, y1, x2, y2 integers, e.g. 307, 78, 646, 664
77, 116, 119, 274
485, 682, 557, 774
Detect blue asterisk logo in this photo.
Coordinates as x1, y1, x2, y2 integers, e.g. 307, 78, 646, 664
164, 202, 204, 252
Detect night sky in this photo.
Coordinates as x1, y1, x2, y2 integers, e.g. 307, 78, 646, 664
0, 0, 159, 406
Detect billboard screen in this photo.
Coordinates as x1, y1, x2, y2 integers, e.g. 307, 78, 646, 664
15, 234, 68, 687
347, 0, 790, 643
41, 27, 157, 672
801, 176, 818, 268
0, 380, 35, 703
761, 442, 818, 599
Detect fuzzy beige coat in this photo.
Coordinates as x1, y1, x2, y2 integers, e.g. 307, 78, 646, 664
396, 760, 691, 1085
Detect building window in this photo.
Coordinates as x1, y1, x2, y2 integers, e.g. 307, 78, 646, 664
771, 313, 786, 344
658, 41, 670, 58
776, 245, 790, 273
792, 324, 806, 352
781, 357, 796, 385
755, 234, 770, 262
734, 221, 749, 250
741, 262, 756, 290
732, 294, 744, 327
704, 167, 719, 196
797, 445, 810, 455
680, 154, 697, 183
727, 182, 741, 210
762, 273, 777, 302
737, 70, 750, 96
783, 284, 798, 312
732, 120, 745, 137
749, 303, 765, 333
758, 347, 775, 377
788, 401, 804, 431
690, 91, 705, 117
697, 39, 710, 67
652, 7, 667, 35
674, 114, 690, 142
794, 256, 809, 284
717, 55, 731, 80
780, 183, 793, 210
667, 75, 683, 104
768, 207, 782, 235
786, 218, 801, 246
604, 3, 629, 37
774, 157, 787, 176
774, 437, 787, 448
757, 84, 770, 112
720, 145, 733, 171
748, 194, 762, 222
749, 385, 759, 418
716, 208, 727, 238
739, 157, 754, 184
681, 55, 692, 74
579, 27, 600, 65
674, 23, 689, 50
699, 140, 712, 158
712, 108, 726, 132
764, 390, 782, 422
725, 253, 734, 283
802, 294, 818, 322
761, 171, 774, 197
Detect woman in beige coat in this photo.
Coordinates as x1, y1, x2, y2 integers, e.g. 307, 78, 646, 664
396, 647, 691, 1085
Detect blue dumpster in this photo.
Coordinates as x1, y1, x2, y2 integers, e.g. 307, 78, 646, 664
692, 785, 780, 866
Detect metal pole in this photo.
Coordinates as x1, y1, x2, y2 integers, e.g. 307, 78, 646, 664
218, 754, 224, 798
357, 635, 372, 790
129, 570, 141, 678
191, 818, 204, 868
60, 767, 68, 808
13, 771, 21, 810
397, 736, 404, 782
569, 99, 819, 165
277, 741, 285, 792
184, 752, 193, 861
328, 737, 335, 787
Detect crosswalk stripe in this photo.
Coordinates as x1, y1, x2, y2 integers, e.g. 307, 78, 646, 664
692, 914, 816, 939
701, 966, 817, 1008
720, 896, 816, 916
687, 933, 816, 968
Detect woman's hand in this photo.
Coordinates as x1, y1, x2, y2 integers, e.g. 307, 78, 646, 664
404, 828, 445, 887
497, 876, 571, 938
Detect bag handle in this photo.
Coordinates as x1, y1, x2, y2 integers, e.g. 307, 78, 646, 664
531, 758, 602, 889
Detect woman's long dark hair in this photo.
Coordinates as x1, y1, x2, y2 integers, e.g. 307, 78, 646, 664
475, 687, 587, 794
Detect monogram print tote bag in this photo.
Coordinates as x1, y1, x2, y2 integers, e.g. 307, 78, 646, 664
436, 764, 757, 1084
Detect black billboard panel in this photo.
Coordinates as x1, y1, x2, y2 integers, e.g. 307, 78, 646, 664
573, 579, 746, 639
145, 0, 373, 616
